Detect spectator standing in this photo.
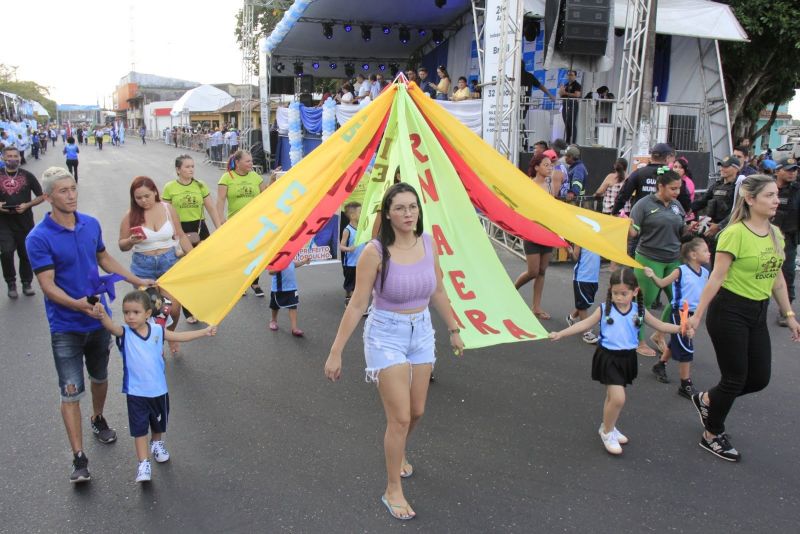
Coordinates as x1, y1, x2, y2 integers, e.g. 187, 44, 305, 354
0, 146, 45, 298
25, 167, 154, 483
558, 70, 582, 144
430, 66, 451, 101
771, 158, 800, 325
31, 131, 40, 160
563, 146, 587, 203
612, 143, 673, 215
594, 158, 629, 215
139, 125, 147, 145
733, 146, 757, 176
690, 155, 741, 244
417, 67, 437, 98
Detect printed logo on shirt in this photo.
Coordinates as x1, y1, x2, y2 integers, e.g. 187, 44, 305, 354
756, 249, 782, 280
670, 205, 682, 216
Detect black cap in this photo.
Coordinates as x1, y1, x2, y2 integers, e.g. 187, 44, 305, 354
775, 157, 799, 170
651, 142, 673, 155
719, 155, 741, 168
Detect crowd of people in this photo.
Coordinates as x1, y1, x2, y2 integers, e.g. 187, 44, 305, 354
333, 66, 481, 105
2, 112, 799, 522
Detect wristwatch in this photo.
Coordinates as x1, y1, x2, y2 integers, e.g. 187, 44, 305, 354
783, 310, 796, 318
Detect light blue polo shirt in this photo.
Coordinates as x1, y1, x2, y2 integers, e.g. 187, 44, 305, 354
26, 212, 110, 333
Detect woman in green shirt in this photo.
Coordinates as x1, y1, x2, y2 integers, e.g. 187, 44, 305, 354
688, 175, 800, 462
217, 150, 266, 296
163, 155, 223, 323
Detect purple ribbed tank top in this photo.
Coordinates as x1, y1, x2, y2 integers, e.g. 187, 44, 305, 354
371, 233, 437, 311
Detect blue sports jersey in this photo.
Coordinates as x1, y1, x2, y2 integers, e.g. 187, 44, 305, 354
63, 143, 79, 160
271, 261, 297, 292
598, 302, 640, 351
344, 224, 364, 267
117, 321, 167, 397
671, 264, 709, 312
574, 248, 601, 283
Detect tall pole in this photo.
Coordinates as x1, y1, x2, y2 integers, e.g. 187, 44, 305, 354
636, 0, 657, 154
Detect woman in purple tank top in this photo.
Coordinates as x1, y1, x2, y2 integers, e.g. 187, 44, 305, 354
325, 183, 464, 521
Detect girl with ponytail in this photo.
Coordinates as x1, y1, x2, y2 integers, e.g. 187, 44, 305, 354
550, 268, 687, 456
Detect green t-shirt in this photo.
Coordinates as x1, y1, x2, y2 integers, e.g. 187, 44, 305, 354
162, 179, 210, 222
218, 170, 263, 218
718, 221, 785, 301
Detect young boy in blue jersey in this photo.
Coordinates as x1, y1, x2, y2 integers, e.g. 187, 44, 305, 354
268, 256, 310, 336
96, 290, 217, 483
339, 202, 365, 306
566, 243, 602, 344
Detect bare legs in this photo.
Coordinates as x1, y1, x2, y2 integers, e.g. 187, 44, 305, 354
514, 251, 552, 318
376, 362, 433, 519
602, 385, 625, 434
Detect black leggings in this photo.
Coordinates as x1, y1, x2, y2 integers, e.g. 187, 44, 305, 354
66, 159, 78, 181
705, 287, 771, 434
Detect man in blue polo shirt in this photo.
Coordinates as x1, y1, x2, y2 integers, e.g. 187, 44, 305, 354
26, 167, 154, 483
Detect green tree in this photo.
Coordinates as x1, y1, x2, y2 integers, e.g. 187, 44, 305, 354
0, 64, 57, 118
720, 0, 800, 143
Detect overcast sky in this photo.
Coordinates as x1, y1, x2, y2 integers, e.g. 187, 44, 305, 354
4, 0, 243, 105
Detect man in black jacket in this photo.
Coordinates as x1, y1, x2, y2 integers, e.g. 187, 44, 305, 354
772, 157, 800, 325
612, 143, 678, 215
691, 155, 741, 240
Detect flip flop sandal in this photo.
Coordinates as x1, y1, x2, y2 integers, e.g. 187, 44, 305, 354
636, 345, 656, 357
186, 316, 198, 325
380, 495, 415, 521
534, 311, 551, 320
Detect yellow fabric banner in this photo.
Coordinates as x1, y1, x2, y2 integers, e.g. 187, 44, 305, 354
158, 86, 396, 324
407, 85, 638, 267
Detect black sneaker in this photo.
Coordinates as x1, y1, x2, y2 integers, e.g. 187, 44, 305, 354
251, 285, 265, 297
678, 379, 697, 400
22, 283, 35, 296
691, 392, 709, 430
7, 283, 18, 299
699, 432, 741, 462
90, 414, 117, 444
652, 361, 670, 383
70, 451, 91, 483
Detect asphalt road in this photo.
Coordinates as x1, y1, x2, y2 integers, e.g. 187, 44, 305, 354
1, 138, 798, 533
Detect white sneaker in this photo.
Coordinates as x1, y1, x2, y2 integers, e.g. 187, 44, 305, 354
613, 427, 629, 445
566, 314, 576, 327
598, 426, 623, 455
150, 440, 170, 463
136, 460, 152, 483
582, 331, 599, 344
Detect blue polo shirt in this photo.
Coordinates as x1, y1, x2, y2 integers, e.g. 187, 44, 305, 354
26, 211, 110, 333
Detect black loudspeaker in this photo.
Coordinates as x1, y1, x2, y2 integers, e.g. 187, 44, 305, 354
575, 145, 617, 192
675, 151, 711, 190
523, 17, 541, 42
556, 0, 611, 56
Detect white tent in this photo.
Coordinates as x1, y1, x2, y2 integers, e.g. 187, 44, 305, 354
170, 85, 234, 117
31, 101, 50, 116
523, 0, 747, 42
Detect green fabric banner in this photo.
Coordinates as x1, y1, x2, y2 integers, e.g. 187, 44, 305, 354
358, 86, 547, 349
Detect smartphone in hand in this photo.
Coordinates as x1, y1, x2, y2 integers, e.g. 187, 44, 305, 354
129, 226, 147, 239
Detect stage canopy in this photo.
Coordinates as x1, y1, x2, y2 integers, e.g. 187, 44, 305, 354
264, 0, 473, 76
170, 84, 234, 116
524, 0, 747, 42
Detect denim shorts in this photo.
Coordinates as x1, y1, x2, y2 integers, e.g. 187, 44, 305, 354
363, 308, 436, 383
131, 249, 179, 280
51, 328, 111, 402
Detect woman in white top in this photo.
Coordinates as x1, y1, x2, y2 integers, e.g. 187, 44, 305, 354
119, 176, 193, 354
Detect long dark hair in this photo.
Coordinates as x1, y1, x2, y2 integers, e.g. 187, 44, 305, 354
603, 268, 644, 328
613, 158, 628, 183
128, 176, 160, 227
377, 182, 424, 290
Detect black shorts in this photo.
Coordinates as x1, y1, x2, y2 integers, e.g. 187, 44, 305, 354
270, 290, 299, 310
342, 265, 357, 292
127, 393, 169, 437
573, 281, 598, 310
668, 310, 695, 362
523, 240, 552, 256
